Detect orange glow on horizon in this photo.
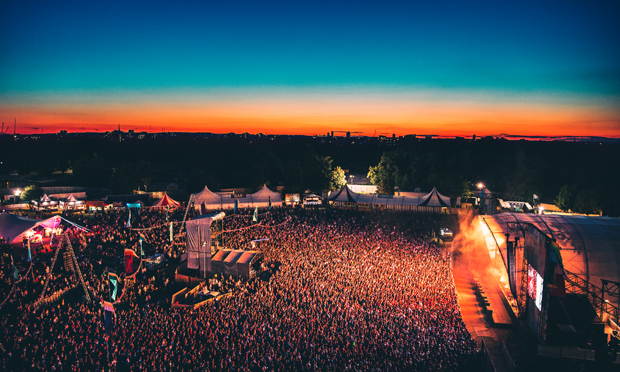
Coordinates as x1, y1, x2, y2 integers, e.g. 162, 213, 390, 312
2, 97, 619, 137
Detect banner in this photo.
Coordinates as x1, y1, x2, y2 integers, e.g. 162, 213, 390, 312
103, 300, 115, 312
12, 261, 18, 280
104, 310, 114, 335
124, 248, 139, 259
126, 209, 131, 228
253, 207, 258, 223
108, 272, 119, 301
139, 234, 146, 257
169, 222, 174, 242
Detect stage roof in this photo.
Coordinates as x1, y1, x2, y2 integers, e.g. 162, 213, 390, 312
480, 213, 620, 288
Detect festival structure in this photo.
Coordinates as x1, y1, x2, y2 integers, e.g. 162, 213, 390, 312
328, 185, 451, 213
185, 212, 226, 278
478, 212, 620, 354
0, 213, 61, 244
191, 184, 282, 212
152, 192, 180, 208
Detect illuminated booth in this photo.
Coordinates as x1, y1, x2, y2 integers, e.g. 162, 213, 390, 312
0, 213, 61, 244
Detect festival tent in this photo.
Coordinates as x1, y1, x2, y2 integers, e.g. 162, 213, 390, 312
33, 194, 59, 210
418, 187, 451, 208
60, 194, 84, 210
86, 201, 113, 211
0, 213, 61, 244
327, 185, 360, 203
152, 192, 180, 208
192, 184, 282, 211
192, 186, 223, 210
249, 184, 282, 208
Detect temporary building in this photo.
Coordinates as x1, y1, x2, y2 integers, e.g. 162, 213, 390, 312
327, 185, 451, 213
33, 194, 59, 210
60, 194, 84, 210
303, 194, 323, 206
327, 185, 359, 203
249, 184, 282, 208
210, 249, 262, 279
236, 251, 262, 279
0, 213, 61, 244
211, 249, 232, 276
192, 186, 223, 210
418, 187, 451, 208
152, 192, 180, 208
191, 184, 282, 212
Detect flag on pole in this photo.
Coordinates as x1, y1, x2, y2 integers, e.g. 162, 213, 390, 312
12, 260, 19, 280
139, 234, 146, 257
27, 242, 31, 262
103, 300, 115, 312
108, 272, 119, 301
104, 309, 114, 335
124, 248, 139, 259
234, 199, 238, 214
169, 222, 174, 242
166, 206, 169, 222
268, 196, 271, 211
126, 209, 131, 228
253, 207, 258, 223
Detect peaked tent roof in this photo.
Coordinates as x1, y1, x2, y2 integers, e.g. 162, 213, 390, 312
250, 184, 282, 204
40, 194, 52, 202
418, 187, 451, 207
192, 185, 223, 205
152, 192, 180, 207
66, 194, 78, 203
328, 185, 359, 203
0, 213, 61, 244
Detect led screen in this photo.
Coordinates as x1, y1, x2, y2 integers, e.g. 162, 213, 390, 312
528, 264, 543, 311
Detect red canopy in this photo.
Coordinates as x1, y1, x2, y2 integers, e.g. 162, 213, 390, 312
152, 192, 180, 208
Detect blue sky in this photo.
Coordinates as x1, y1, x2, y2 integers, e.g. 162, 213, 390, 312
1, 0, 619, 135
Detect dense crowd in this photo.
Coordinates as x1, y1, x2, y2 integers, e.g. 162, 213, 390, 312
1, 207, 477, 371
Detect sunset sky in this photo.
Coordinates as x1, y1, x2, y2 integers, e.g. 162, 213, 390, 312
1, 1, 619, 137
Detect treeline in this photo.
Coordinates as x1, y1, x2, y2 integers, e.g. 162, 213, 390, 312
1, 135, 618, 216
0, 136, 349, 195
365, 138, 620, 216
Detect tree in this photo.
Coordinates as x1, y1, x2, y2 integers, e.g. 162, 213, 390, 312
21, 185, 44, 202
573, 189, 602, 215
282, 159, 304, 192
73, 153, 109, 187
368, 153, 397, 194
302, 153, 333, 192
554, 184, 576, 212
329, 166, 347, 190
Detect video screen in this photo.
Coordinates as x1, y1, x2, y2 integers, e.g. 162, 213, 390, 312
528, 264, 543, 311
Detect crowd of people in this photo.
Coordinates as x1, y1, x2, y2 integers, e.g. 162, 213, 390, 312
0, 206, 478, 371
